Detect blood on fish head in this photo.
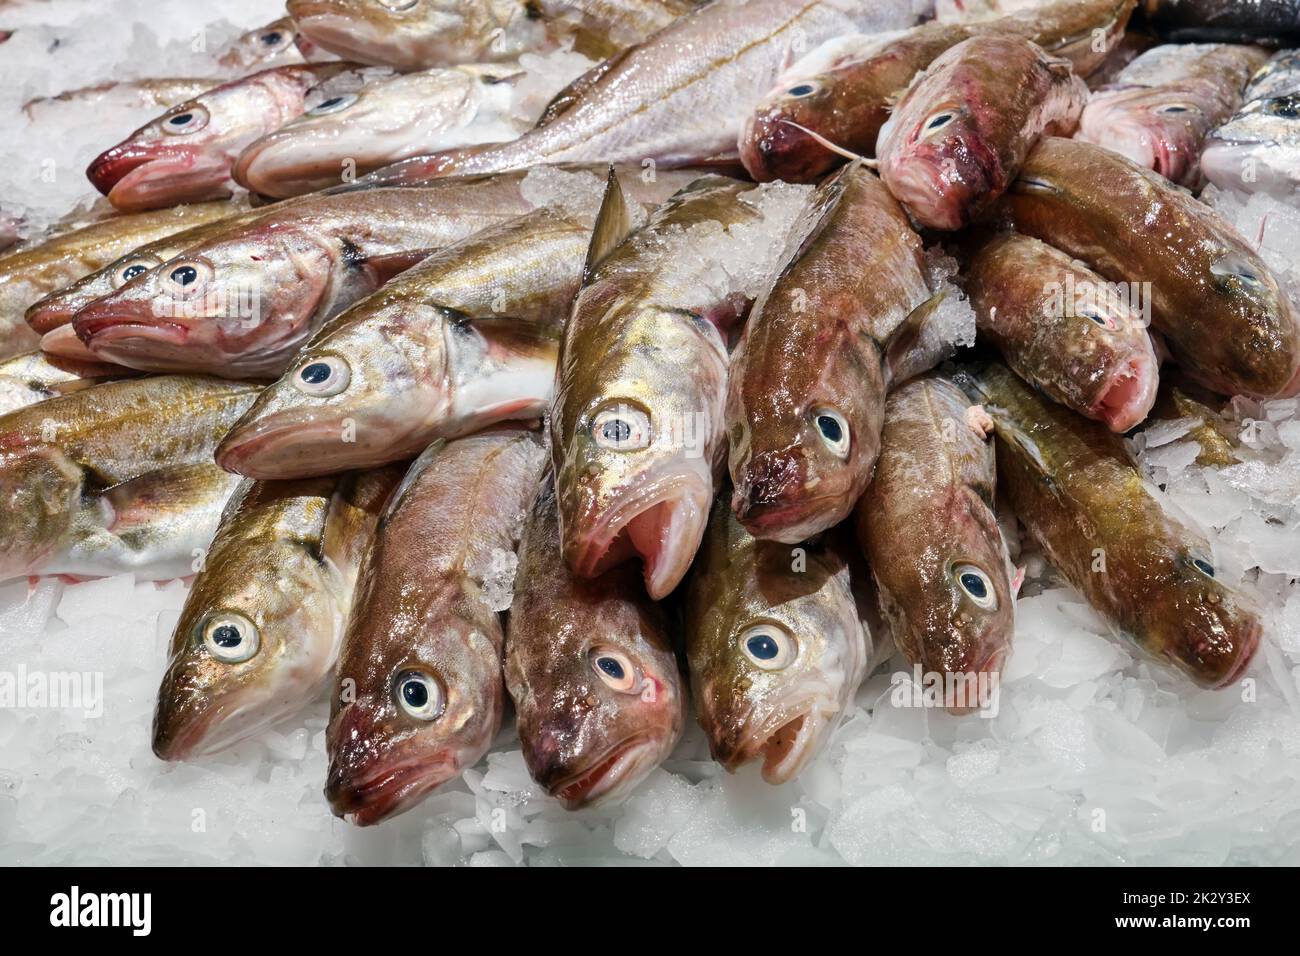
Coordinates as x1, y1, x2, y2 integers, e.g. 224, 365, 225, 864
1077, 86, 1208, 185
740, 77, 844, 183
879, 103, 999, 230
26, 252, 167, 335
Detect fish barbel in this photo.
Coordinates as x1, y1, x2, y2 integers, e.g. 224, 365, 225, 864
152, 464, 402, 761
957, 361, 1261, 689
1003, 136, 1300, 399
326, 429, 546, 825
687, 493, 874, 783
505, 477, 685, 809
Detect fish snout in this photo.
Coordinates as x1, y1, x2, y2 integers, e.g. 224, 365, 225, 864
86, 142, 154, 196
740, 111, 831, 184
731, 450, 808, 535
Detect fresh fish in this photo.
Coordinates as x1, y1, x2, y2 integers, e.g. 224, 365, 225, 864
686, 494, 874, 783
0, 350, 125, 416
877, 34, 1088, 231
0, 375, 258, 582
86, 63, 357, 212
957, 361, 1261, 688
1142, 0, 1300, 45
152, 465, 401, 761
23, 78, 215, 122
1203, 51, 1300, 198
358, 0, 908, 183
0, 202, 239, 361
287, 0, 697, 70
934, 0, 1058, 19
505, 478, 685, 809
71, 177, 549, 380
1148, 378, 1241, 467
727, 164, 945, 545
856, 375, 1015, 703
1077, 43, 1269, 187
216, 17, 318, 73
233, 61, 584, 199
739, 0, 1134, 183
1003, 136, 1300, 398
963, 232, 1160, 431
326, 430, 546, 825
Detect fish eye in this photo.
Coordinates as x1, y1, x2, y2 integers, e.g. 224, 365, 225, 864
259, 30, 286, 47
952, 563, 997, 609
921, 111, 956, 137
1154, 103, 1197, 116
377, 0, 419, 9
810, 406, 850, 459
589, 648, 639, 693
161, 104, 209, 136
1078, 306, 1117, 331
309, 93, 358, 116
1185, 552, 1216, 579
200, 611, 260, 663
786, 83, 817, 97
1211, 254, 1264, 289
591, 402, 651, 450
1266, 95, 1300, 120
114, 257, 159, 288
393, 669, 445, 721
163, 260, 213, 296
739, 624, 797, 671
292, 355, 351, 397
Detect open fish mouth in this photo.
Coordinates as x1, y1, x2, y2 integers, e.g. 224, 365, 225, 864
548, 735, 658, 809
719, 704, 831, 785
1092, 351, 1159, 432
327, 749, 458, 826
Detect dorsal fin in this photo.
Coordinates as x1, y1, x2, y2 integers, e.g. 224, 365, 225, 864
582, 166, 633, 283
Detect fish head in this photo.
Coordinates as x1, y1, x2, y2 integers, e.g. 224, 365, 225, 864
741, 75, 845, 183
151, 487, 343, 760
1077, 86, 1209, 184
218, 18, 304, 72
1206, 246, 1300, 398
286, 0, 514, 68
691, 545, 865, 783
0, 436, 84, 579
325, 607, 505, 825
879, 99, 996, 229
72, 225, 336, 378
215, 302, 449, 478
1202, 95, 1300, 197
25, 251, 167, 335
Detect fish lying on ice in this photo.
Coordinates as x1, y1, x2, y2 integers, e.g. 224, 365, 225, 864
1203, 50, 1300, 198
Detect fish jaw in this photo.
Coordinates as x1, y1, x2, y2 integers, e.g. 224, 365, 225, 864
1168, 600, 1262, 690
547, 735, 664, 810
703, 690, 836, 785
1091, 349, 1160, 432
39, 324, 103, 362
101, 149, 233, 213
740, 108, 835, 184
880, 121, 997, 231
217, 404, 423, 479
1078, 90, 1206, 186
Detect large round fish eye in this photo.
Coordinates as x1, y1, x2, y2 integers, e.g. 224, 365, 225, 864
114, 257, 160, 288
292, 355, 351, 397
810, 406, 850, 459
589, 648, 639, 693
1211, 253, 1264, 289
200, 611, 260, 663
592, 402, 651, 451
163, 259, 213, 296
309, 93, 358, 116
739, 624, 797, 671
952, 563, 997, 610
786, 82, 818, 98
161, 104, 209, 136
393, 669, 445, 721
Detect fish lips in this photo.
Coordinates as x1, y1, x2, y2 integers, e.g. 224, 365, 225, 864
707, 698, 831, 785
731, 448, 852, 545
532, 733, 661, 810
217, 406, 398, 478
739, 111, 836, 184
325, 737, 459, 826
93, 145, 231, 212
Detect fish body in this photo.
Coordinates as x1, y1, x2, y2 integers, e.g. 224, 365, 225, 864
727, 164, 939, 544
86, 63, 357, 212
1142, 0, 1300, 44
505, 478, 685, 809
934, 0, 1058, 19
964, 232, 1159, 431
877, 34, 1088, 230
326, 430, 546, 825
358, 0, 905, 183
739, 0, 1134, 183
0, 202, 240, 361
1003, 137, 1300, 399
856, 375, 1015, 702
958, 361, 1261, 688
0, 350, 125, 416
687, 494, 873, 783
71, 178, 545, 379
0, 375, 258, 581
1203, 50, 1300, 198
152, 465, 401, 761
23, 78, 215, 122
1077, 43, 1269, 187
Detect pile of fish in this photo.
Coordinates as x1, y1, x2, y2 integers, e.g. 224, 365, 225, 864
2, 0, 1298, 828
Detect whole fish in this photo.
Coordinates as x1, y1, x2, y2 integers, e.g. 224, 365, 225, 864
326, 430, 546, 825
152, 465, 401, 761
216, 17, 319, 73
0, 376, 258, 582
1203, 51, 1300, 198
233, 61, 583, 199
957, 361, 1261, 688
287, 0, 697, 70
71, 177, 549, 380
856, 375, 1016, 703
727, 164, 945, 545
86, 63, 357, 212
687, 494, 874, 783
1077, 43, 1269, 187
963, 232, 1160, 431
505, 478, 685, 809
0, 202, 239, 361
1003, 137, 1300, 399
877, 34, 1088, 231
1142, 0, 1300, 45
23, 78, 215, 121
357, 0, 910, 183
0, 350, 124, 416
738, 0, 1134, 183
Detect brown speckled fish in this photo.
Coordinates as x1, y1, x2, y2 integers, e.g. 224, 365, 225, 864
876, 33, 1088, 231
1003, 136, 1300, 399
0, 350, 125, 416
152, 465, 401, 761
505, 477, 685, 809
856, 375, 1016, 703
686, 493, 875, 784
957, 361, 1261, 688
326, 429, 546, 825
